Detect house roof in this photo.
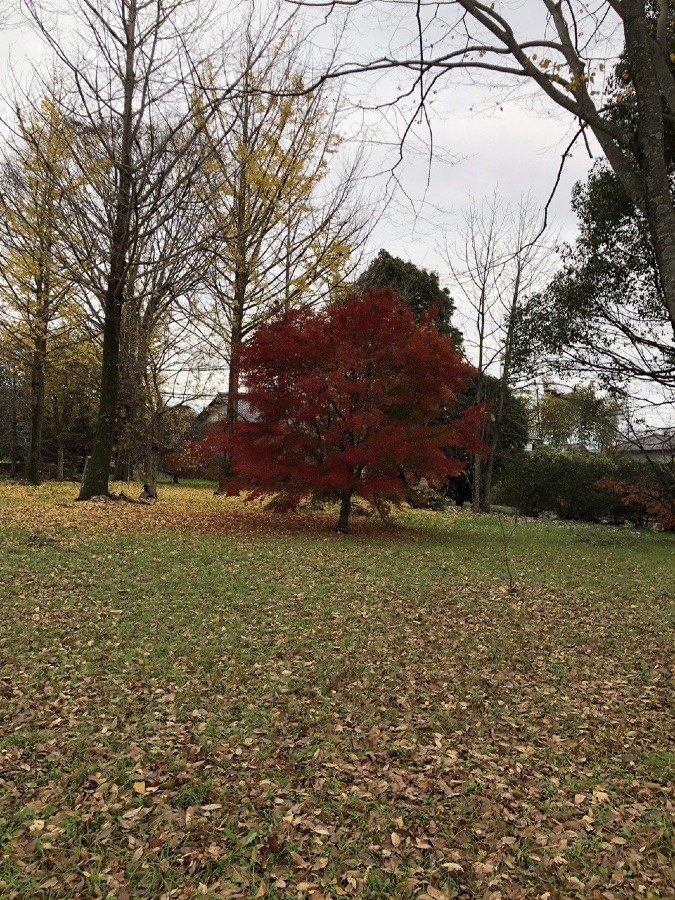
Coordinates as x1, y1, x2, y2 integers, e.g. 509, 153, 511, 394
197, 393, 256, 423
619, 428, 675, 454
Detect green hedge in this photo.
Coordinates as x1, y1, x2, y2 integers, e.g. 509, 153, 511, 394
493, 448, 660, 525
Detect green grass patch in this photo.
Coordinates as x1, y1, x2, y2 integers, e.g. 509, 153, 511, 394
0, 482, 673, 898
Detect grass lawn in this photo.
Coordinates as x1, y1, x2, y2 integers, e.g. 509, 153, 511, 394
0, 481, 673, 899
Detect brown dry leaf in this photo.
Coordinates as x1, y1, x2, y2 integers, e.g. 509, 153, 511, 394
122, 806, 144, 820
133, 781, 146, 795
426, 887, 448, 900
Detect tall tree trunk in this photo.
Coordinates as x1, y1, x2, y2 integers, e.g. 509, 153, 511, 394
227, 318, 243, 427
337, 492, 352, 533
219, 97, 250, 490
145, 439, 159, 498
219, 277, 245, 489
623, 0, 675, 337
113, 267, 141, 482
482, 266, 520, 512
79, 294, 123, 498
79, 0, 136, 500
113, 405, 136, 481
471, 452, 483, 513
471, 279, 488, 513
56, 437, 65, 481
113, 400, 136, 480
481, 389, 505, 512
471, 373, 485, 513
144, 408, 159, 498
26, 332, 47, 485
9, 366, 19, 477
112, 424, 131, 480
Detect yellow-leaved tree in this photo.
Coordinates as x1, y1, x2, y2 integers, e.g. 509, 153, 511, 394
192, 30, 371, 479
0, 94, 79, 484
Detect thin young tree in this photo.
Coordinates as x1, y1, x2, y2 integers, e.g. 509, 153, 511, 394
445, 194, 551, 510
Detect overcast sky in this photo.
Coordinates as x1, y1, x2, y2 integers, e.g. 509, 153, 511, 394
0, 0, 646, 397
292, 0, 612, 235
283, 0, 611, 357
0, 0, 600, 264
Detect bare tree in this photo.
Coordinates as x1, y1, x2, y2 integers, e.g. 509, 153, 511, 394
446, 193, 551, 510
109, 132, 210, 489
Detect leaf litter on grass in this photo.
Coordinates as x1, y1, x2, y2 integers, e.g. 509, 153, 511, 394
0, 481, 673, 898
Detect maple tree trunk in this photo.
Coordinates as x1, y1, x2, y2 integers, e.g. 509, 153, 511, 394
26, 333, 47, 486
337, 493, 352, 533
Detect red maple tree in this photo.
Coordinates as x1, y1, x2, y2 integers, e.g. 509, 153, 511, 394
226, 288, 484, 531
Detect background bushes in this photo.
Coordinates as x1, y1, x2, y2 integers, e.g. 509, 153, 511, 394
494, 448, 673, 527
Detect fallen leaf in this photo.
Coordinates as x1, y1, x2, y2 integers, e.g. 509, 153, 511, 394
442, 862, 463, 872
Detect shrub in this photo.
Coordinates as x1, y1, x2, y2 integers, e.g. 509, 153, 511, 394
493, 448, 665, 525
599, 471, 675, 531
